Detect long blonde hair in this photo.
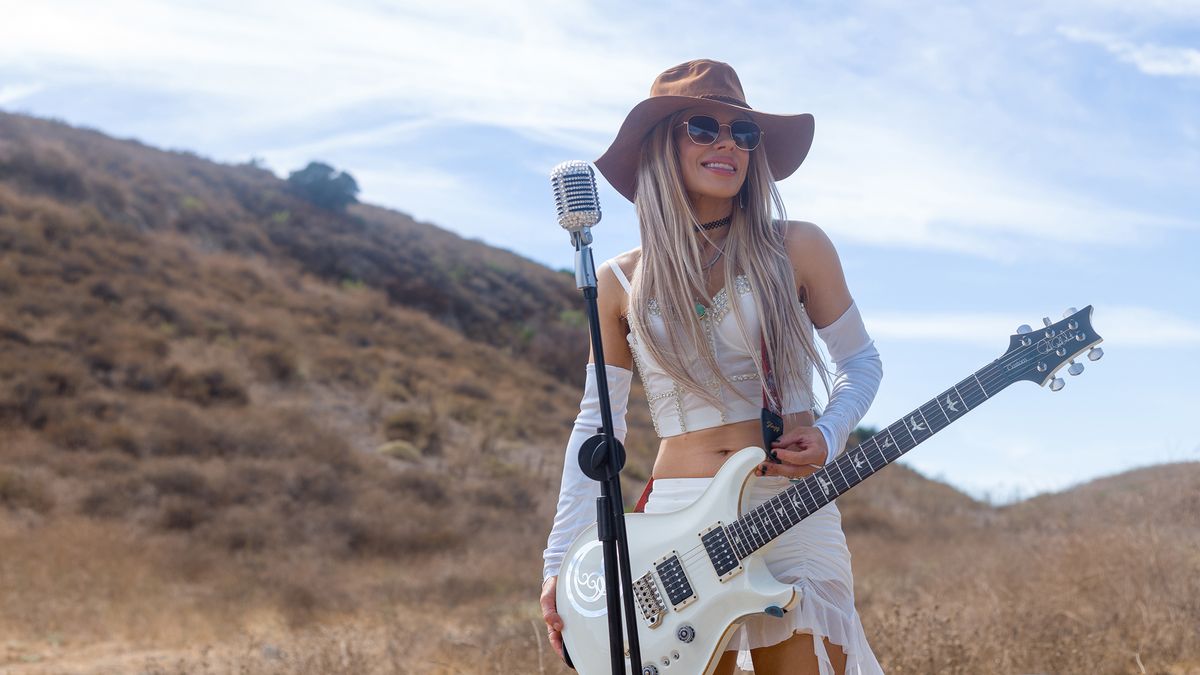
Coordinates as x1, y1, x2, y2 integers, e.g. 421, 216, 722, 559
626, 110, 831, 412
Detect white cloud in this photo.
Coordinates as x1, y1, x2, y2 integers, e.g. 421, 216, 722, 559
0, 1, 1193, 261
1059, 26, 1200, 77
870, 305, 1200, 347
0, 83, 43, 105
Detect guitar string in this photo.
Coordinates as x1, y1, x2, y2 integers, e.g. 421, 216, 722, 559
672, 331, 1074, 568
671, 333, 1088, 573
664, 328, 1093, 571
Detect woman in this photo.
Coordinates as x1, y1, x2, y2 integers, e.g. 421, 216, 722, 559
539, 59, 884, 675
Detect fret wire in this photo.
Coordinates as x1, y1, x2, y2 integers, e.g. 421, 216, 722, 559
749, 506, 769, 547
950, 383, 971, 412
972, 372, 990, 399
760, 501, 782, 539
933, 394, 953, 424
780, 488, 803, 525
834, 456, 855, 487
915, 407, 935, 435
730, 521, 750, 558
923, 401, 947, 432
792, 482, 816, 517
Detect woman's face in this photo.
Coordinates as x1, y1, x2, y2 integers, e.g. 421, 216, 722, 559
673, 103, 752, 206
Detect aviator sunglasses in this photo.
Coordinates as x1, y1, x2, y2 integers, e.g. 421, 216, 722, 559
678, 114, 763, 151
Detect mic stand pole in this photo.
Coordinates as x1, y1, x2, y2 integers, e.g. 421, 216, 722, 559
572, 226, 643, 675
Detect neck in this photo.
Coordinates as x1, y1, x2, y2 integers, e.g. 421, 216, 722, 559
689, 194, 734, 225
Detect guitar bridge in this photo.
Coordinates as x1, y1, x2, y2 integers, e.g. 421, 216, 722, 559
632, 571, 665, 628
654, 552, 697, 612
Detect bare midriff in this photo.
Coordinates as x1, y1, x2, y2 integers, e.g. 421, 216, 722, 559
651, 410, 816, 479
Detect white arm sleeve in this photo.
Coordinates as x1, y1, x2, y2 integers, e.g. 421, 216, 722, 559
812, 301, 883, 465
542, 363, 633, 581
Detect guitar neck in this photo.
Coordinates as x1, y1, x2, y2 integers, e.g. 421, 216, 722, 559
728, 359, 1014, 559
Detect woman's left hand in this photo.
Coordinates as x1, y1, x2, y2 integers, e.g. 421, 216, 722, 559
761, 426, 827, 479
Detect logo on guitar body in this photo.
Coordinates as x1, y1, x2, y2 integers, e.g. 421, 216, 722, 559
565, 540, 608, 617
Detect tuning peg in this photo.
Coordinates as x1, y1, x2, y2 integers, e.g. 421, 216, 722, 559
1062, 307, 1078, 318
1068, 359, 1084, 376
1017, 324, 1032, 334
1087, 346, 1104, 362
1050, 377, 1065, 392
1043, 317, 1052, 327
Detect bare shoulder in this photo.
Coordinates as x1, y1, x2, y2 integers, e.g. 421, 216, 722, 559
780, 220, 837, 268
610, 247, 642, 281
597, 247, 641, 320
778, 220, 852, 329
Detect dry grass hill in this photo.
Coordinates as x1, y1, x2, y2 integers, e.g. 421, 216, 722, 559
0, 111, 1197, 674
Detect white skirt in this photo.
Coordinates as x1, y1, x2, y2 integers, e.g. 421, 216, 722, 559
643, 476, 884, 675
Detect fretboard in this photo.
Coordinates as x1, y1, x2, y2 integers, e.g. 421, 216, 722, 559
723, 359, 1011, 560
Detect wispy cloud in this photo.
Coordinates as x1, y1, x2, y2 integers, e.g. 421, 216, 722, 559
1059, 27, 1200, 77
0, 1, 1193, 262
870, 306, 1200, 347
0, 83, 42, 105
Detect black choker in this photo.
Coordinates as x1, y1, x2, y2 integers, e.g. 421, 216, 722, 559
694, 214, 732, 232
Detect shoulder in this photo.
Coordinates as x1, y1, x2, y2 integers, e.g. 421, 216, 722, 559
612, 247, 642, 279
779, 220, 837, 265
776, 220, 852, 326
598, 248, 641, 319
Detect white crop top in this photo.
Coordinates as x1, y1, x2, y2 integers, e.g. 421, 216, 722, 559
608, 261, 814, 438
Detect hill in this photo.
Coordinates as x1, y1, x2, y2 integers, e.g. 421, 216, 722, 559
0, 111, 1196, 674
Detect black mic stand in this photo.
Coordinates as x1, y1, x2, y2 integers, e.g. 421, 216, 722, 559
570, 225, 644, 675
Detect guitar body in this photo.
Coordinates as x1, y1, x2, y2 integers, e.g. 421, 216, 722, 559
559, 447, 794, 675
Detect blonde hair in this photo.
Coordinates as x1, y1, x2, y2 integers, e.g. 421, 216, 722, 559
626, 110, 831, 412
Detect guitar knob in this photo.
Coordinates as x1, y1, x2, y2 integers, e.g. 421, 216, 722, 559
1062, 307, 1077, 318
1017, 324, 1032, 335
676, 624, 696, 643
1088, 347, 1104, 362
642, 665, 659, 675
1050, 377, 1065, 392
1068, 360, 1084, 376
1043, 317, 1052, 327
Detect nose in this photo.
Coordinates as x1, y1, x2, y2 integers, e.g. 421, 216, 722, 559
713, 124, 737, 147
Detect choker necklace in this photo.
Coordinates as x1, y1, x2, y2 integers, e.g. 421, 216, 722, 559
694, 214, 732, 232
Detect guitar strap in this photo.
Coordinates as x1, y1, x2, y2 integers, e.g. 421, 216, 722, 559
632, 333, 780, 513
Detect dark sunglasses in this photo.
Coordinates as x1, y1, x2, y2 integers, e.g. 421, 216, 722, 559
678, 114, 763, 151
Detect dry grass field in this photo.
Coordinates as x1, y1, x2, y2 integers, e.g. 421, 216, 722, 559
1, 111, 1198, 674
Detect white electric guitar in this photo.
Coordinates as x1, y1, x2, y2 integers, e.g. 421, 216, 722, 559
558, 307, 1103, 675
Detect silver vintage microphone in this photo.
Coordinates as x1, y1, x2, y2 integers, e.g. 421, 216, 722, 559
549, 160, 602, 288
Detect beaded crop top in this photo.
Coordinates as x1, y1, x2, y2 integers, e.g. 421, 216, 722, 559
607, 261, 815, 438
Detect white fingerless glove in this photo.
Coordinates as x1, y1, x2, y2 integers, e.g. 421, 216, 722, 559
542, 363, 633, 581
812, 301, 883, 465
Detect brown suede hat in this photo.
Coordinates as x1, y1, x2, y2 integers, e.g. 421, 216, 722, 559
595, 59, 815, 203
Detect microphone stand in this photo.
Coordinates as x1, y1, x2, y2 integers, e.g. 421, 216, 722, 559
571, 226, 644, 675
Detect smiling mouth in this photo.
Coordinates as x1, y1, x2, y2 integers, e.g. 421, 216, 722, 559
701, 162, 736, 175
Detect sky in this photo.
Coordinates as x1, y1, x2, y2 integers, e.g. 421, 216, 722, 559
2, 0, 1198, 502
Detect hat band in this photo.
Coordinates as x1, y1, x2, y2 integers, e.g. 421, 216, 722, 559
696, 93, 750, 108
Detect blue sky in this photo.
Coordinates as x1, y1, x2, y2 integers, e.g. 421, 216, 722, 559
2, 1, 1197, 501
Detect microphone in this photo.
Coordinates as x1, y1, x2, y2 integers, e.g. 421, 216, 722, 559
550, 160, 602, 235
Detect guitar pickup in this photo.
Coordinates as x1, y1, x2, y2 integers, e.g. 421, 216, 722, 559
654, 552, 697, 612
700, 522, 743, 582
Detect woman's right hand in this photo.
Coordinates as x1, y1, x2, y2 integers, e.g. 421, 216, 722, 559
540, 576, 566, 661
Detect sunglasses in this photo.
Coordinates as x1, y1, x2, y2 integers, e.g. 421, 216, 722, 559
677, 114, 763, 151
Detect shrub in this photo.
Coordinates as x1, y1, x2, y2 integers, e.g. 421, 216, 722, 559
286, 162, 359, 211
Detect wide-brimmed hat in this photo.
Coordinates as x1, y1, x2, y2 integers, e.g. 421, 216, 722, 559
595, 59, 815, 203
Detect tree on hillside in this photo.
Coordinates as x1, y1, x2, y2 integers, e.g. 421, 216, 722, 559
286, 161, 360, 211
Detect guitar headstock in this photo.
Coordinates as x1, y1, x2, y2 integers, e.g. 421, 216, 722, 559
1003, 306, 1103, 390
